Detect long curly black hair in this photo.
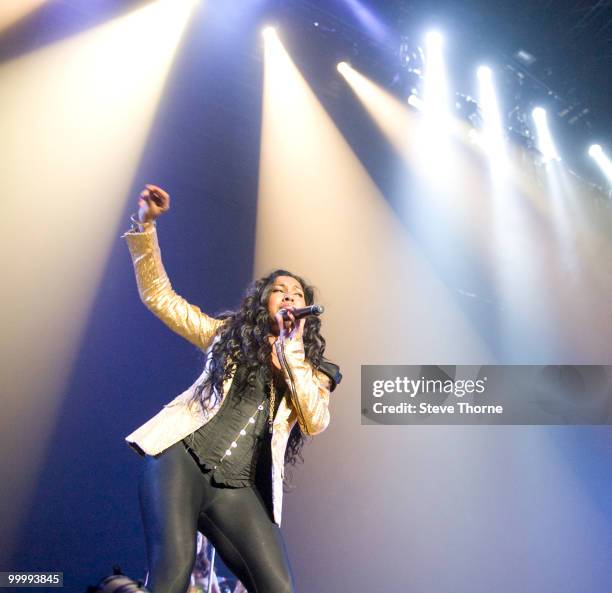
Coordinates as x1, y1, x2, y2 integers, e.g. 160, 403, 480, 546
192, 269, 326, 466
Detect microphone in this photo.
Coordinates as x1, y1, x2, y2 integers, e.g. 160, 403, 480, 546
278, 304, 324, 319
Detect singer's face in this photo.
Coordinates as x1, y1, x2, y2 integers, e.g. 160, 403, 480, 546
267, 275, 306, 321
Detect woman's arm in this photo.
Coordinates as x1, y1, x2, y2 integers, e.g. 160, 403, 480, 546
274, 336, 331, 436
123, 185, 224, 350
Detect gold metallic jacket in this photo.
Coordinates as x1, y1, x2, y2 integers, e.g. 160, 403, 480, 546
123, 226, 332, 526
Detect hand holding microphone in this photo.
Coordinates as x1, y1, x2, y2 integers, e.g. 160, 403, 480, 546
275, 305, 324, 341
277, 304, 324, 320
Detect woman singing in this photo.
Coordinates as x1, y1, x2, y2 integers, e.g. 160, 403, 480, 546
123, 184, 341, 593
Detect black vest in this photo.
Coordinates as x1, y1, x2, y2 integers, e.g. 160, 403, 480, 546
183, 358, 342, 489
183, 366, 278, 488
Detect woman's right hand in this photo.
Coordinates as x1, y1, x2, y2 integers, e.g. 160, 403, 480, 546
137, 184, 171, 223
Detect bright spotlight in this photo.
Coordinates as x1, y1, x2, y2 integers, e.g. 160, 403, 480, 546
532, 107, 561, 162
407, 93, 424, 111
477, 65, 492, 80
425, 31, 443, 48
262, 26, 277, 40
418, 28, 452, 174
337, 61, 350, 74
588, 144, 612, 182
422, 29, 449, 122
588, 144, 602, 158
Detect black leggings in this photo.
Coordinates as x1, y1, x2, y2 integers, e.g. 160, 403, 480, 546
138, 442, 295, 593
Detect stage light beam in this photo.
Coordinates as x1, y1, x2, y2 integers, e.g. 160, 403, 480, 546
588, 144, 612, 182
423, 30, 449, 121
0, 0, 198, 564
416, 29, 456, 184
336, 62, 416, 156
477, 65, 508, 176
0, 0, 48, 34
532, 107, 561, 163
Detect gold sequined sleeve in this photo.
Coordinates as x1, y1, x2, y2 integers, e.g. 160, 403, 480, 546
275, 338, 331, 436
123, 226, 224, 350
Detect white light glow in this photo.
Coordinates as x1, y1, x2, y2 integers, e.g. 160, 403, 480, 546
588, 144, 612, 181
416, 29, 455, 183
262, 26, 277, 40
407, 93, 424, 111
588, 144, 602, 158
477, 65, 508, 176
425, 31, 443, 48
532, 107, 561, 162
468, 128, 484, 147
477, 65, 492, 80
423, 31, 448, 115
337, 61, 349, 74
422, 29, 450, 135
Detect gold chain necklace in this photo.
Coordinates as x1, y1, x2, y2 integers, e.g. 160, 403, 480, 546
268, 381, 276, 434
